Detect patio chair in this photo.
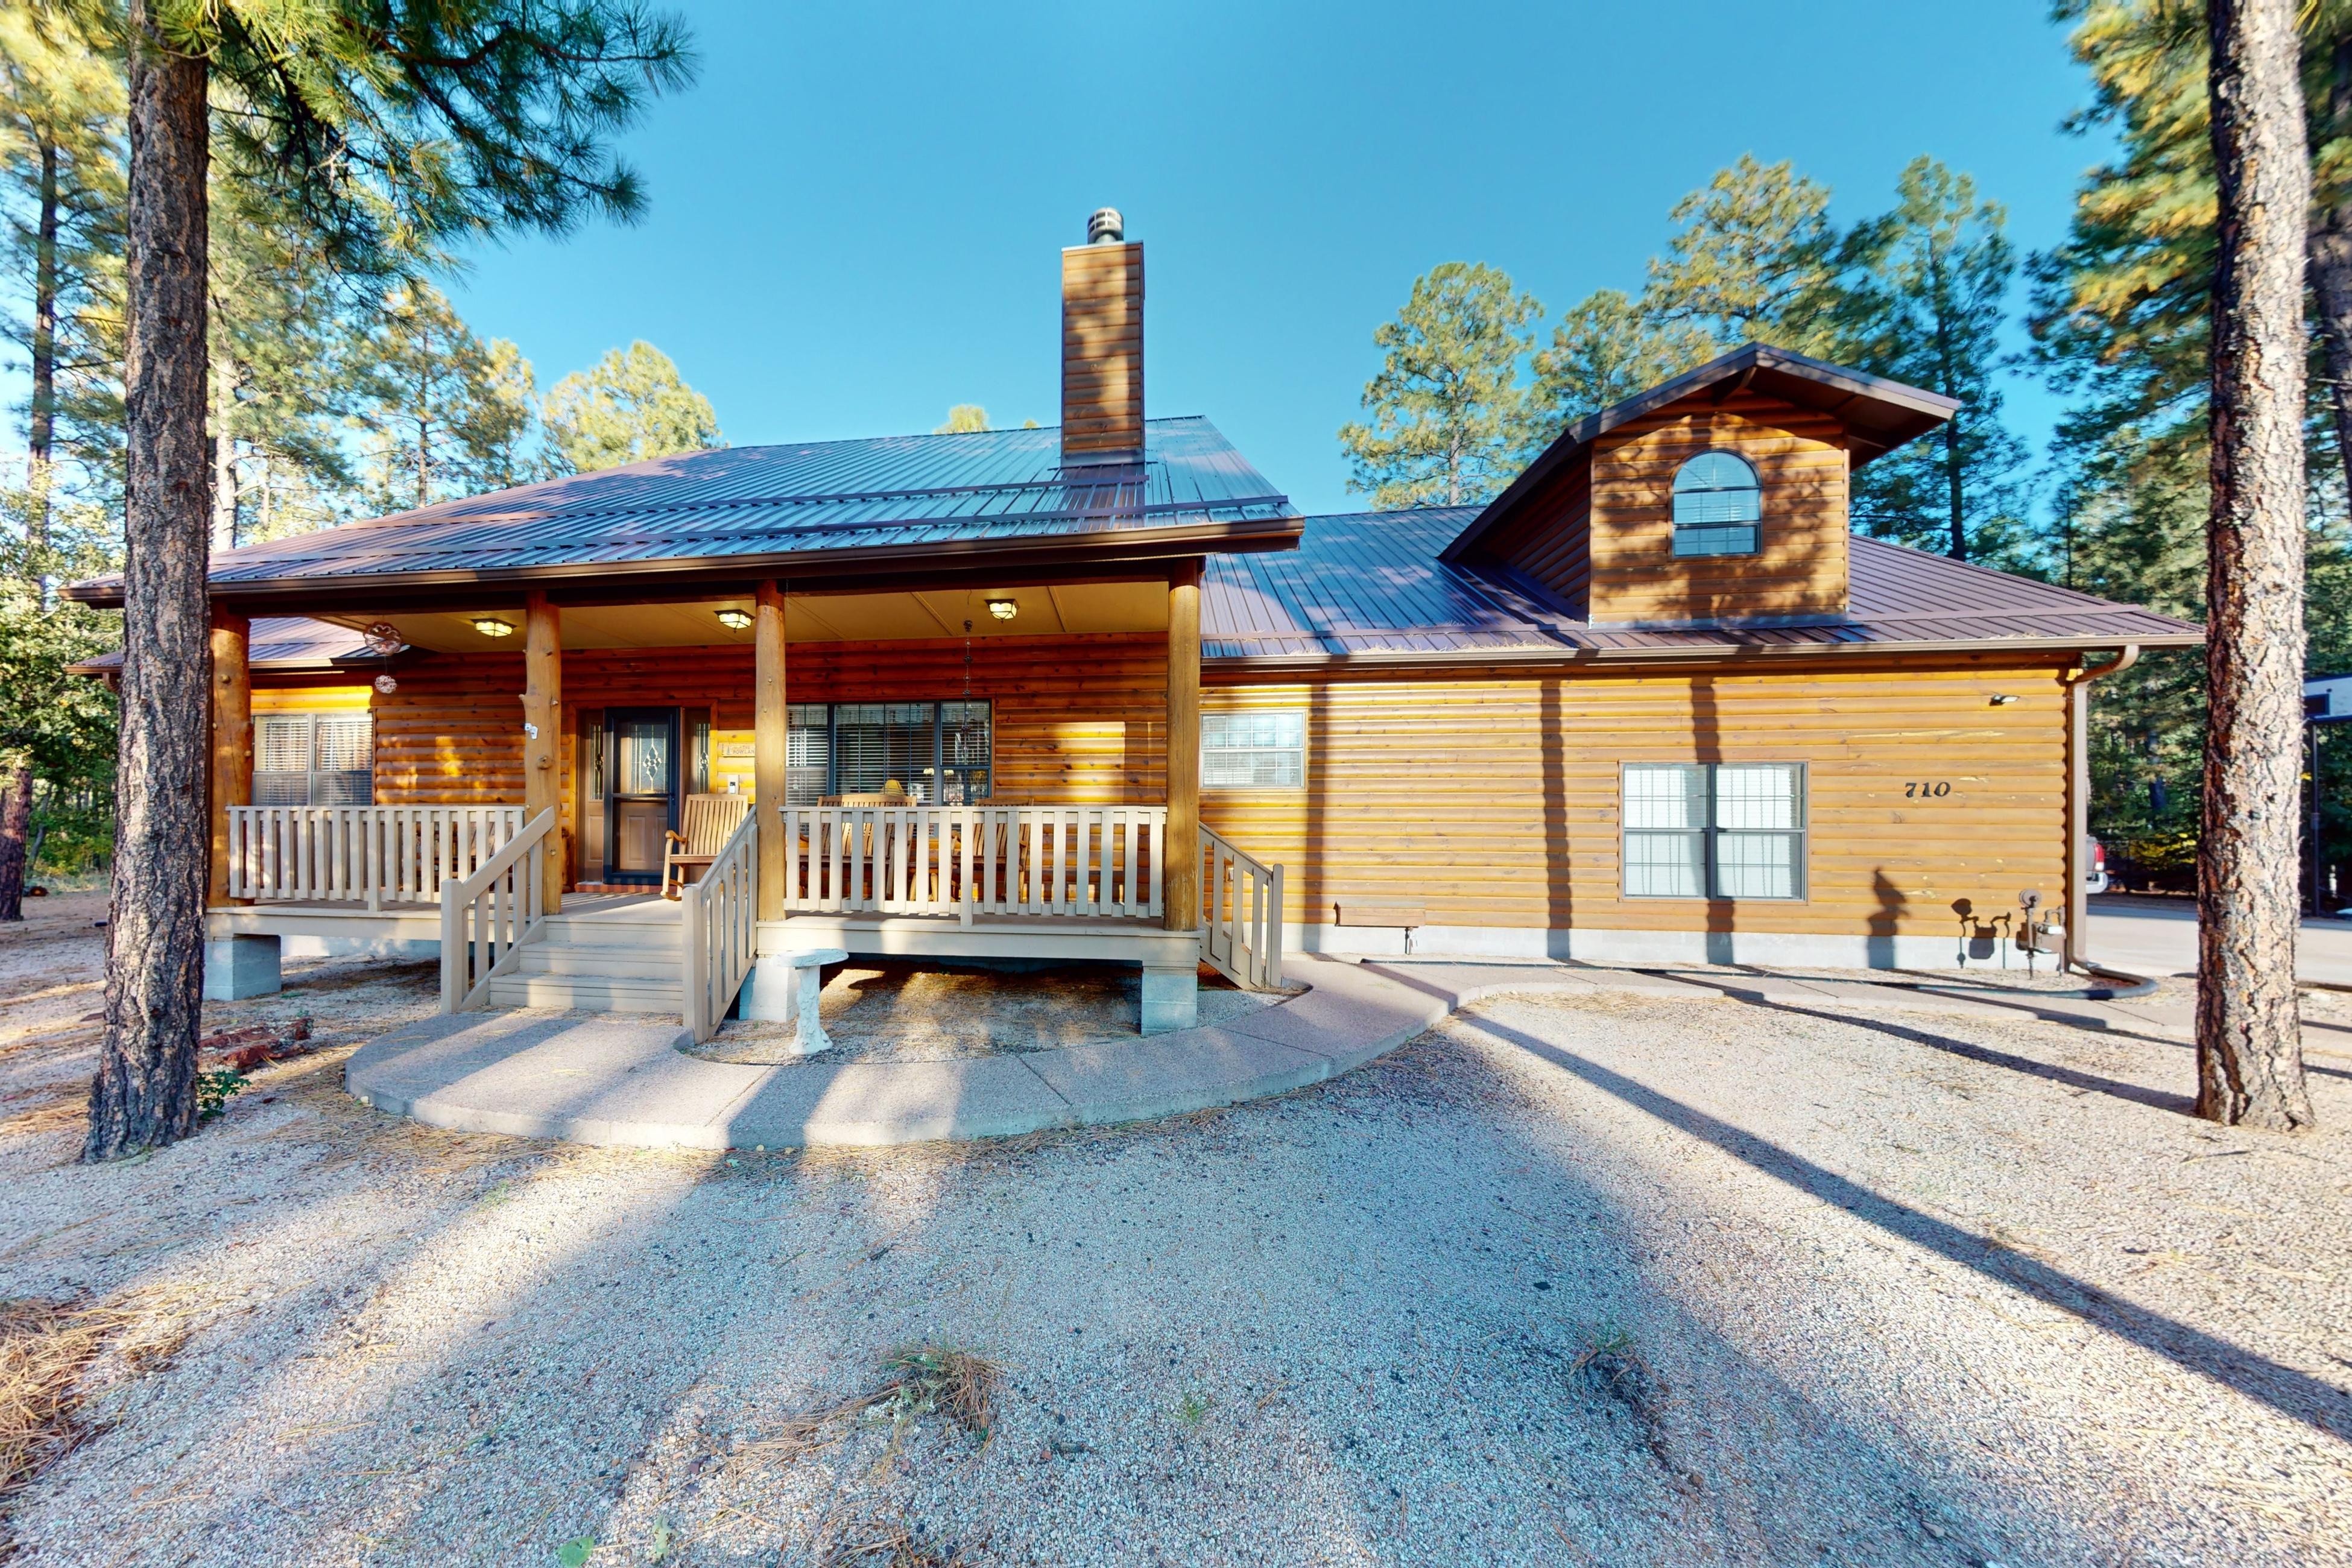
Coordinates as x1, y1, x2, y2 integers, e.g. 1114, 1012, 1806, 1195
662, 792, 753, 900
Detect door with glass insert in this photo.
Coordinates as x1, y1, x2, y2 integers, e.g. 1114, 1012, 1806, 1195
604, 709, 678, 884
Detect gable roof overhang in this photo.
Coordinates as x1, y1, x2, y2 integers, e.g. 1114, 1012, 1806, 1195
1438, 343, 1963, 566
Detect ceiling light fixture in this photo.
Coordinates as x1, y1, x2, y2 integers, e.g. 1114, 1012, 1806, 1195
715, 608, 753, 630
472, 617, 516, 639
985, 598, 1018, 622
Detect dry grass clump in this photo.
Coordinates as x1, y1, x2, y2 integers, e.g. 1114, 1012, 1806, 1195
0, 1286, 207, 1531
877, 1344, 999, 1438
0, 1300, 111, 1508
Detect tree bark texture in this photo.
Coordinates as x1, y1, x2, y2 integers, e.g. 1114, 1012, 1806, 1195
2199, 0, 2316, 1130
86, 4, 211, 1162
0, 761, 33, 922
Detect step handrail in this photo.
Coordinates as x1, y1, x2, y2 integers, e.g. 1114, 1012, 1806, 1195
680, 804, 761, 1042
439, 808, 555, 1013
1200, 827, 1285, 991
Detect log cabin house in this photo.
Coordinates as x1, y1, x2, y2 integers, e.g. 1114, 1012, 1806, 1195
69, 210, 2200, 1040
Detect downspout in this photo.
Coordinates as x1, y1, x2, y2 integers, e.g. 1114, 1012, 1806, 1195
2063, 645, 2140, 973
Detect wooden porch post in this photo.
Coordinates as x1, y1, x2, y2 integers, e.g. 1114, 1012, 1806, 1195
207, 607, 251, 908
522, 591, 563, 912
1165, 560, 1201, 931
756, 580, 788, 921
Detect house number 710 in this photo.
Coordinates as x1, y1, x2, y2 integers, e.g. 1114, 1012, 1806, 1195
1904, 781, 1953, 798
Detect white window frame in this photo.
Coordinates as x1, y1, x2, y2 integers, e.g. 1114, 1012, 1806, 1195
254, 711, 375, 806
1620, 762, 1806, 900
1201, 708, 1306, 791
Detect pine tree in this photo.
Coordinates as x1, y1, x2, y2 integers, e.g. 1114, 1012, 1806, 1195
0, 7, 125, 532
1643, 154, 1845, 355
1526, 288, 1713, 443
1339, 262, 1541, 508
2199, 0, 2315, 1129
65, 0, 697, 1162
352, 282, 534, 511
542, 340, 722, 474
1839, 157, 2030, 564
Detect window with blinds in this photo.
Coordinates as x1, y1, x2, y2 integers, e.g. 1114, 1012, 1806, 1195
785, 702, 991, 804
1202, 709, 1305, 788
1670, 451, 1762, 557
1622, 762, 1804, 899
254, 713, 374, 806
786, 703, 830, 806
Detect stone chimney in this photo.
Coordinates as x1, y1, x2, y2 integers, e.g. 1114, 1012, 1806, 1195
1060, 207, 1144, 467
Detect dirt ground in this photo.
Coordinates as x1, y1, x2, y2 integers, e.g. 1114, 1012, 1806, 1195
2, 894, 2349, 1566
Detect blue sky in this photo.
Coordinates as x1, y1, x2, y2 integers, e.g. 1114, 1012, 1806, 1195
367, 7, 2113, 516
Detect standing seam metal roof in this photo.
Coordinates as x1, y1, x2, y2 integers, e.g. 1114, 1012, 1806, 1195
1205, 508, 2202, 659
101, 417, 1295, 592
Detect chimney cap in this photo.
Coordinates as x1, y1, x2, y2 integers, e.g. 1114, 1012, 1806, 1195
1087, 207, 1125, 245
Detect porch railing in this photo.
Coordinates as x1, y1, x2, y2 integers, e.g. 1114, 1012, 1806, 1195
440, 809, 554, 1012
779, 805, 1166, 919
681, 806, 760, 1043
226, 805, 529, 909
1201, 827, 1285, 991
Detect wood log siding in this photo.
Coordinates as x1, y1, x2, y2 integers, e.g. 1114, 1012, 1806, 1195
1480, 455, 1593, 615
359, 632, 1172, 812
1199, 659, 2071, 943
1589, 393, 1850, 624
1483, 391, 1853, 626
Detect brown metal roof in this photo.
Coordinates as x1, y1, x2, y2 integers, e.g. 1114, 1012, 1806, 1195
62, 417, 1301, 609
1204, 508, 2201, 666
99, 516, 2201, 678
1441, 343, 1963, 565
68, 616, 388, 675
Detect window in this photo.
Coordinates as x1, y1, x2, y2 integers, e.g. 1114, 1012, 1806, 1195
255, 712, 373, 806
1202, 709, 1305, 788
1671, 451, 1761, 557
783, 702, 992, 805
1622, 762, 1804, 899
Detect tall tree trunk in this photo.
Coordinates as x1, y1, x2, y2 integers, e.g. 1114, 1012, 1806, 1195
2309, 39, 2352, 512
0, 763, 31, 923
29, 133, 59, 560
86, 3, 211, 1162
2199, 0, 2316, 1130
211, 352, 237, 551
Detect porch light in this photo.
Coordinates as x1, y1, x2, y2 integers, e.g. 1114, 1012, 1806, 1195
715, 607, 753, 630
472, 617, 516, 638
985, 598, 1018, 621
1989, 694, 2020, 706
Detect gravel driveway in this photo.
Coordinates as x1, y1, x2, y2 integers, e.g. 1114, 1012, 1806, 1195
2, 926, 2347, 1566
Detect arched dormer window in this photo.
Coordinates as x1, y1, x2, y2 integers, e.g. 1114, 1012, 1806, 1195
1671, 451, 1761, 557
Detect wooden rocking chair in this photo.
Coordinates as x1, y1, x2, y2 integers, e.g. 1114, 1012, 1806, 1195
663, 792, 753, 899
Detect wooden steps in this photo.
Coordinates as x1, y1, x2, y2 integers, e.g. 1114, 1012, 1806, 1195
484, 896, 686, 1016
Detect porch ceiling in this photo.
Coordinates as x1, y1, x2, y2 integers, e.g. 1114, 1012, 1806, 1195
324, 580, 1169, 654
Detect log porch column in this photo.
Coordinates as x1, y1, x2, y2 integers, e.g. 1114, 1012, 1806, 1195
206, 607, 251, 908
755, 581, 788, 921
1165, 559, 1202, 931
522, 591, 562, 912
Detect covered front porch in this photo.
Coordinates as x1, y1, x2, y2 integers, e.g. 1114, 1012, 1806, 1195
199, 566, 1285, 1041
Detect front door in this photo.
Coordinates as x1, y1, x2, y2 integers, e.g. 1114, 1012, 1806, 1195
604, 709, 680, 885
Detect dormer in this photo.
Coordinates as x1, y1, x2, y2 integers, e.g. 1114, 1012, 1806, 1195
1442, 344, 1959, 627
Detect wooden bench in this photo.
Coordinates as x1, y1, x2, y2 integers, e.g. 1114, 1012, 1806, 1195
663, 792, 752, 900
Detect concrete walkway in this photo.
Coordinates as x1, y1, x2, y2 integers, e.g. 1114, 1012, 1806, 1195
344, 955, 2352, 1149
